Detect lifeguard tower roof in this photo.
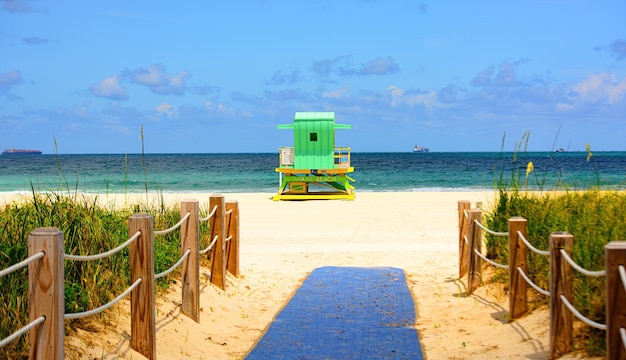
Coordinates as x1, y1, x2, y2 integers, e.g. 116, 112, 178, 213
277, 112, 351, 170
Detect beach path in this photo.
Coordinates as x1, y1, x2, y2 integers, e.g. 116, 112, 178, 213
245, 266, 423, 360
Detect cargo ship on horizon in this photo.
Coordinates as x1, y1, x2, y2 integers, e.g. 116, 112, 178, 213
2, 148, 43, 155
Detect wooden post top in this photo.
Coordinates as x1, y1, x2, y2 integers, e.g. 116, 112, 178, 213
30, 227, 63, 235
129, 212, 153, 219
606, 241, 626, 250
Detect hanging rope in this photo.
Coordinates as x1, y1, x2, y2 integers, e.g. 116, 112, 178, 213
155, 249, 191, 279
517, 267, 550, 296
517, 231, 550, 256
200, 234, 218, 255
473, 219, 508, 237
65, 278, 142, 320
559, 294, 606, 330
65, 231, 140, 261
199, 205, 218, 222
0, 251, 44, 278
0, 315, 45, 348
559, 249, 606, 277
154, 212, 191, 235
473, 248, 508, 269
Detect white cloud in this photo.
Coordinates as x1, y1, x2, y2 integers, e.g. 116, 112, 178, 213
386, 85, 442, 108
89, 75, 128, 100
156, 102, 177, 117
128, 64, 190, 95
573, 73, 626, 104
322, 85, 350, 99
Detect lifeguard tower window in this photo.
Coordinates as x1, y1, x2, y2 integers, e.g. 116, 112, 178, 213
310, 132, 318, 142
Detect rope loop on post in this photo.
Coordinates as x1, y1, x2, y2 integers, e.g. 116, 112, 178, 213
517, 230, 550, 256
199, 234, 218, 255
0, 315, 46, 348
0, 251, 45, 278
559, 294, 607, 330
473, 248, 508, 269
65, 231, 141, 261
155, 249, 192, 279
517, 266, 550, 296
619, 264, 626, 294
559, 249, 606, 277
154, 212, 191, 235
199, 205, 218, 222
474, 219, 508, 237
64, 278, 143, 320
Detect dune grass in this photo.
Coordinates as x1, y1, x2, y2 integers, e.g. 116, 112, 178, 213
0, 191, 212, 358
481, 138, 625, 355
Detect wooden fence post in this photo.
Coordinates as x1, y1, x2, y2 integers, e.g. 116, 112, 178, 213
129, 213, 156, 360
508, 217, 528, 319
549, 232, 573, 359
605, 241, 626, 359
458, 200, 471, 278
226, 200, 240, 277
28, 228, 64, 360
466, 209, 482, 294
180, 199, 200, 322
209, 195, 226, 290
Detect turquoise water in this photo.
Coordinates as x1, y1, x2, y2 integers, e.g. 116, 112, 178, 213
0, 152, 624, 194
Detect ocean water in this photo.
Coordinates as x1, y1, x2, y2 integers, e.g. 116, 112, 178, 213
0, 152, 624, 194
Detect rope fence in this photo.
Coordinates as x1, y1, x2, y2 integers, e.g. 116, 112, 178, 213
0, 194, 240, 360
458, 200, 626, 359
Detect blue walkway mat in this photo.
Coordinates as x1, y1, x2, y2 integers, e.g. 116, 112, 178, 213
246, 266, 423, 359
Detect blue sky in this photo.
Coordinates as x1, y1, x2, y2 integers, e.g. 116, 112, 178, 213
1, 1, 625, 154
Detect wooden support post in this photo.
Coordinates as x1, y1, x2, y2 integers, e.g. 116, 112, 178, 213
129, 213, 156, 360
549, 232, 573, 359
226, 200, 240, 277
508, 217, 528, 319
180, 199, 200, 322
209, 195, 226, 290
458, 200, 471, 278
466, 209, 482, 294
605, 241, 626, 359
29, 228, 64, 360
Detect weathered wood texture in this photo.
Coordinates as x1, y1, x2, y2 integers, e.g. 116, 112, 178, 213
606, 241, 626, 360
226, 200, 240, 277
180, 199, 200, 322
508, 217, 528, 319
209, 195, 226, 290
28, 228, 64, 360
129, 213, 156, 360
549, 232, 573, 359
458, 200, 471, 278
466, 209, 482, 294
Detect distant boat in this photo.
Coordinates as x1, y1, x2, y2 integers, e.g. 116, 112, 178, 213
2, 148, 43, 155
555, 148, 566, 153
413, 145, 430, 153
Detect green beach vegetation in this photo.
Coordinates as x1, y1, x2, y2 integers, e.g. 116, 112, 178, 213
0, 191, 212, 358
482, 135, 626, 355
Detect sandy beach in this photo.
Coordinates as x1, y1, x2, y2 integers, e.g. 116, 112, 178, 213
1, 191, 599, 359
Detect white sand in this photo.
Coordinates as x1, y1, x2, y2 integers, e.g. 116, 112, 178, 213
1, 192, 599, 359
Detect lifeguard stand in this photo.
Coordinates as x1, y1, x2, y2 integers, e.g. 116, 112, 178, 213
273, 112, 355, 200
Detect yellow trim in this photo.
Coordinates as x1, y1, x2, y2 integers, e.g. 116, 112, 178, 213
272, 193, 356, 201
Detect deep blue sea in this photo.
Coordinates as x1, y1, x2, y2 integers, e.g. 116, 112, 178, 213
0, 152, 624, 194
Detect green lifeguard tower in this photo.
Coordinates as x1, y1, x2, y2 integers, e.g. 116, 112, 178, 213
273, 112, 355, 201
